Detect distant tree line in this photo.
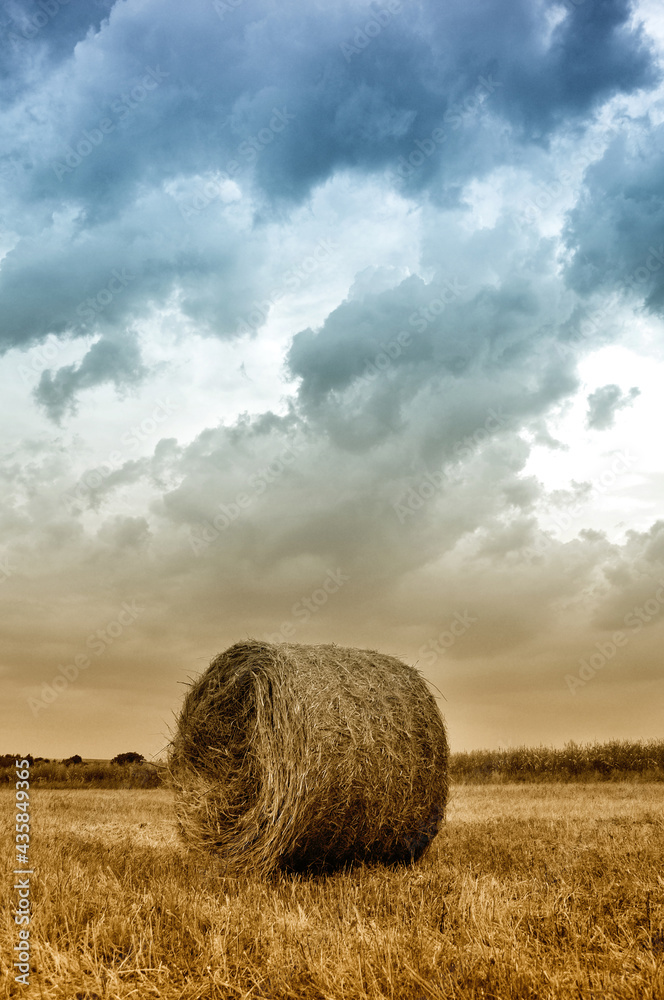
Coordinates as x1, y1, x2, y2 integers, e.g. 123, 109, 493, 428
0, 752, 162, 788
2, 740, 663, 787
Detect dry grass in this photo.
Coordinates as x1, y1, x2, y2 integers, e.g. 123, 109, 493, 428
168, 641, 449, 876
2, 783, 663, 999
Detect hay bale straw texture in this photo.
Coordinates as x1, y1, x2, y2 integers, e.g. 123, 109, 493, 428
168, 640, 449, 877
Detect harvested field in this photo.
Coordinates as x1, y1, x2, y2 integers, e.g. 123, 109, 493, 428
2, 783, 663, 999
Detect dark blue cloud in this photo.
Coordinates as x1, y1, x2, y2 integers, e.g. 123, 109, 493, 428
4, 0, 657, 213
497, 0, 658, 136
565, 123, 664, 310
102, 0, 653, 205
289, 272, 553, 404
0, 0, 658, 378
34, 331, 149, 422
286, 269, 578, 456
0, 0, 112, 99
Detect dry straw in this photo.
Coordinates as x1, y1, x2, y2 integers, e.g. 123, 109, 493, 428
168, 640, 449, 877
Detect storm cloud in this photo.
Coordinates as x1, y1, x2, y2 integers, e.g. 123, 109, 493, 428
2, 0, 663, 758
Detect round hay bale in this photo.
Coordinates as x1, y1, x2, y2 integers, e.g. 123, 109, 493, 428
168, 640, 448, 877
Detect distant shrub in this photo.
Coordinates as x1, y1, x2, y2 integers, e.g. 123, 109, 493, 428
111, 752, 145, 766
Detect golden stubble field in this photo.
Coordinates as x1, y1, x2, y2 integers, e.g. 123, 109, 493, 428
2, 783, 663, 1000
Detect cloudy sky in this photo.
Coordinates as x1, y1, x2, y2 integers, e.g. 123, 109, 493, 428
2, 0, 664, 760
